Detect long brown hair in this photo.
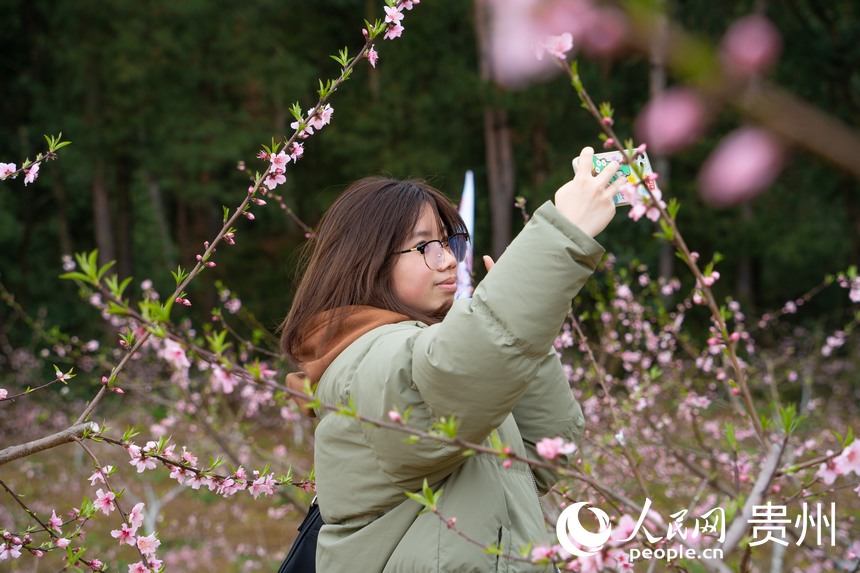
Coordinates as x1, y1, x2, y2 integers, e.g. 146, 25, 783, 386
279, 177, 467, 365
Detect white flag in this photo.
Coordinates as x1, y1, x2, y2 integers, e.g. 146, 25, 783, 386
456, 170, 475, 300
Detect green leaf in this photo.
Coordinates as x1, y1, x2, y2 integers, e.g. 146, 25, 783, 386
59, 271, 92, 283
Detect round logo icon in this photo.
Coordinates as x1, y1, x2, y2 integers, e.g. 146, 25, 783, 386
555, 502, 612, 557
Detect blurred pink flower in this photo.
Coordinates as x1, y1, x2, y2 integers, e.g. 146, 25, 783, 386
835, 439, 860, 476
536, 436, 577, 460
537, 33, 573, 60
24, 163, 39, 185
816, 451, 840, 485
720, 14, 782, 78
635, 88, 707, 154
698, 127, 785, 207
0, 162, 16, 179
579, 6, 628, 57
485, 0, 595, 87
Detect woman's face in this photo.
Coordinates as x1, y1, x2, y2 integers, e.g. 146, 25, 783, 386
391, 204, 459, 316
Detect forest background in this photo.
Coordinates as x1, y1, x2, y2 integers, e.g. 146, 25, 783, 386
1, 0, 859, 571
2, 0, 858, 336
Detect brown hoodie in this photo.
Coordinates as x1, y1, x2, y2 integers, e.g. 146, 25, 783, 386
285, 305, 410, 416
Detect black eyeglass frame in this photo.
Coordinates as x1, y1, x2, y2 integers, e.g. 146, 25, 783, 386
393, 232, 469, 270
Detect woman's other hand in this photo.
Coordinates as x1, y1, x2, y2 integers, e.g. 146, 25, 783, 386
556, 146, 623, 237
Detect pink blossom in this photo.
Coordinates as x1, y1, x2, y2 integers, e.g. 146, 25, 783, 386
211, 366, 237, 394
635, 88, 707, 154
270, 151, 289, 170
48, 510, 63, 533
128, 448, 157, 473
290, 119, 313, 139
187, 474, 206, 490
264, 171, 286, 190
701, 271, 721, 287
366, 46, 379, 68
720, 15, 782, 78
128, 502, 145, 530
698, 127, 785, 207
223, 232, 236, 245
224, 298, 242, 314
384, 5, 404, 24
181, 446, 198, 466
289, 142, 304, 161
627, 186, 665, 222
159, 339, 190, 370
401, 0, 419, 9
538, 33, 573, 60
55, 538, 71, 548
531, 544, 556, 561
94, 488, 116, 515
0, 542, 22, 560
248, 473, 276, 499
535, 436, 577, 460
169, 465, 188, 484
835, 439, 860, 477
384, 23, 404, 40
0, 389, 7, 400
485, 0, 595, 87
24, 163, 40, 185
388, 410, 404, 424
816, 451, 841, 485
111, 523, 137, 546
0, 162, 16, 179
579, 7, 628, 57
136, 533, 161, 556
128, 562, 149, 573
308, 104, 334, 130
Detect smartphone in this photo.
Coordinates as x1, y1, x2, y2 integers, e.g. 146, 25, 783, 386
572, 150, 658, 206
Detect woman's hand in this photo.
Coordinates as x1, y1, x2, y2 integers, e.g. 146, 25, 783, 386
555, 146, 623, 237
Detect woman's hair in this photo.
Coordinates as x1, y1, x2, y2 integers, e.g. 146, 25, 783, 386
279, 177, 467, 364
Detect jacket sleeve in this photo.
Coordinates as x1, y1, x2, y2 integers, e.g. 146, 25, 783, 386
512, 350, 585, 495
410, 201, 603, 444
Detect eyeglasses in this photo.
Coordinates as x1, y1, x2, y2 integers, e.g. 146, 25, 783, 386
394, 233, 469, 270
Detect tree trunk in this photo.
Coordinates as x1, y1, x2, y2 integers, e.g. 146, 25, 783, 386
142, 171, 177, 270
116, 159, 133, 280
52, 167, 74, 258
92, 157, 115, 266
474, 0, 516, 258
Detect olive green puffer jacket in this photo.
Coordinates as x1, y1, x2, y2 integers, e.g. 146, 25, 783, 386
313, 201, 605, 572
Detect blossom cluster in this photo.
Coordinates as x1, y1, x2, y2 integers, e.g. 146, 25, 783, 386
123, 440, 279, 500
816, 439, 860, 485
0, 161, 40, 185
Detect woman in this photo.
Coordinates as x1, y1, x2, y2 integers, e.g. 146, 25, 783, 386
280, 147, 622, 572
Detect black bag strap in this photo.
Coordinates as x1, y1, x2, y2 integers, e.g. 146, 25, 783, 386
277, 499, 324, 573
